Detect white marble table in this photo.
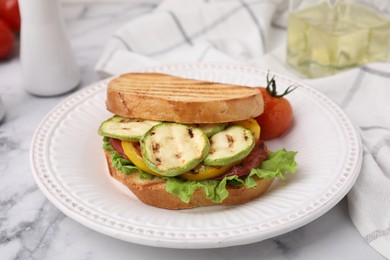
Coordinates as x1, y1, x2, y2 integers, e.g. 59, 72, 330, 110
0, 2, 384, 259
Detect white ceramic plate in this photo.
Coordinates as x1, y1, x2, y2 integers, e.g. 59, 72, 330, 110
30, 63, 362, 249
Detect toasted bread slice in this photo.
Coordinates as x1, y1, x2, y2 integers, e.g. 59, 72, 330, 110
106, 73, 263, 124
105, 150, 273, 210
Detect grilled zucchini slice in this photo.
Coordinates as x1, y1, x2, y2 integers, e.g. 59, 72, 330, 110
204, 125, 255, 166
140, 123, 210, 176
192, 123, 228, 137
98, 115, 160, 141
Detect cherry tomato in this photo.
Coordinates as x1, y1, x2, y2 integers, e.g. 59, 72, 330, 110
0, 19, 14, 60
255, 75, 295, 140
0, 0, 20, 32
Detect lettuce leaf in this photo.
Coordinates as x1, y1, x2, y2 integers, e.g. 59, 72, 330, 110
103, 138, 298, 204
103, 138, 153, 179
165, 149, 298, 203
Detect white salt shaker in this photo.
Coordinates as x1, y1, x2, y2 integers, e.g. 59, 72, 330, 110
19, 0, 80, 96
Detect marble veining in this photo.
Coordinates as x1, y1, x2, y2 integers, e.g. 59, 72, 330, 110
0, 2, 384, 260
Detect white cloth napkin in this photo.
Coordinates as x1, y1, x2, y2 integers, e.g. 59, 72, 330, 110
96, 0, 390, 257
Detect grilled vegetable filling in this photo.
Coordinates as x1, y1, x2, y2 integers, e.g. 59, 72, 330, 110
99, 118, 259, 179
99, 116, 298, 203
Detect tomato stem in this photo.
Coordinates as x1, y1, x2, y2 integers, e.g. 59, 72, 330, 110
266, 73, 297, 98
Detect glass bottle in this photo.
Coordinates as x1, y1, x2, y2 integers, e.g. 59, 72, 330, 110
287, 0, 390, 78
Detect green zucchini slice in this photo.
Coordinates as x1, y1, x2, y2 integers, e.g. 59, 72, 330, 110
204, 125, 255, 166
193, 123, 228, 137
98, 115, 160, 141
140, 123, 210, 176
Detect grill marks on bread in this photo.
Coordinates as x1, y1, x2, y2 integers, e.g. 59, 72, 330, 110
111, 73, 260, 101
106, 73, 264, 123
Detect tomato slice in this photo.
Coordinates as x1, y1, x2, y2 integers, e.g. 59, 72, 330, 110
121, 141, 163, 177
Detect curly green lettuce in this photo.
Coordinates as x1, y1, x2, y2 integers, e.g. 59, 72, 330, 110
103, 138, 298, 204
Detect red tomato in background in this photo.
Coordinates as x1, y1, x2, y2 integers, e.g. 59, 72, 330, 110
0, 19, 14, 59
255, 75, 295, 140
0, 0, 20, 32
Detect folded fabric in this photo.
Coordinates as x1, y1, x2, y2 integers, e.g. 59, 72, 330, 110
306, 64, 390, 259
96, 0, 390, 258
96, 0, 287, 76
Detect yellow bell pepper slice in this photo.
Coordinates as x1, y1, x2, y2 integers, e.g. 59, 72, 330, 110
180, 163, 235, 181
121, 141, 163, 177
232, 118, 260, 141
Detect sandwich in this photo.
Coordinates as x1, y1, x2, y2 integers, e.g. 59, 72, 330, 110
98, 73, 297, 209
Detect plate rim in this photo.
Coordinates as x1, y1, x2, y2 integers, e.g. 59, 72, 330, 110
30, 62, 362, 248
